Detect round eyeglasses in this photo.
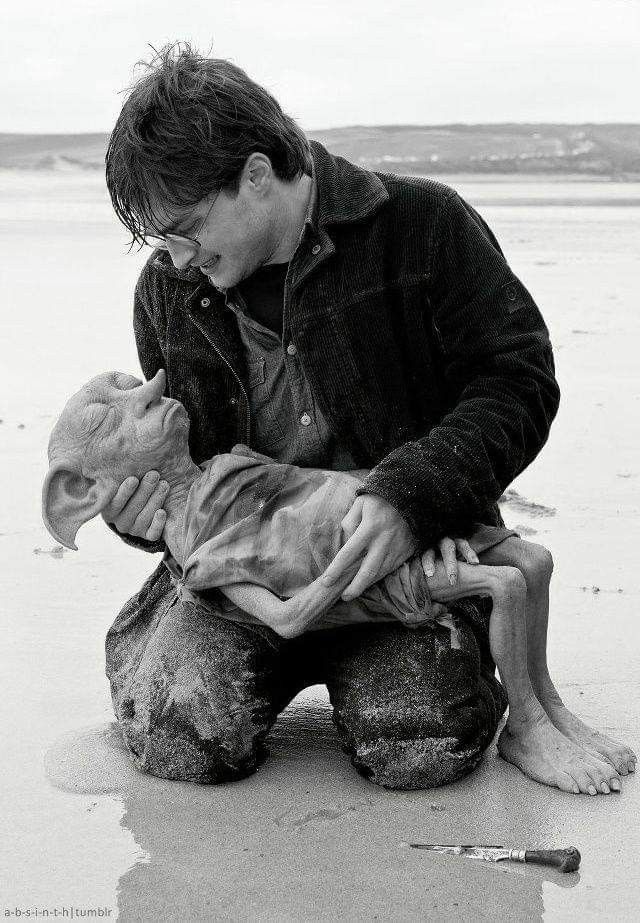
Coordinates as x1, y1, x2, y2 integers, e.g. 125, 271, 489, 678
142, 192, 220, 251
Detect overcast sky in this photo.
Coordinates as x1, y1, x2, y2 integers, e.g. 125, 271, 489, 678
1, 0, 638, 133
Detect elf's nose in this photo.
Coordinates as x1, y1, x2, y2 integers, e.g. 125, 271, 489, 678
132, 369, 166, 417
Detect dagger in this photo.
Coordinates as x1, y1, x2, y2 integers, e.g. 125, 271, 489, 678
405, 844, 581, 872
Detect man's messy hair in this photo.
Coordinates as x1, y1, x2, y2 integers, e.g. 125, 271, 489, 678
106, 42, 312, 245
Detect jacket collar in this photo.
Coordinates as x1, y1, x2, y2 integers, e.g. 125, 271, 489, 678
150, 141, 389, 284
309, 139, 389, 227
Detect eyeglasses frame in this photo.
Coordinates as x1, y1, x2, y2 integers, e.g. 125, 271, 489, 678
143, 191, 221, 252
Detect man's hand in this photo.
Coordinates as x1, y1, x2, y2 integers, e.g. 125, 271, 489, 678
320, 494, 416, 601
101, 471, 170, 541
421, 537, 479, 586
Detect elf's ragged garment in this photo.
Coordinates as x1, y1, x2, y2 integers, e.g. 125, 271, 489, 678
164, 445, 517, 633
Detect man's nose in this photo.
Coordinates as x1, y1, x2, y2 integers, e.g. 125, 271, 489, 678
165, 238, 198, 271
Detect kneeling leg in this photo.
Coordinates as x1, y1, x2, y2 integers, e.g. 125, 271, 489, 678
106, 570, 291, 783
321, 616, 507, 790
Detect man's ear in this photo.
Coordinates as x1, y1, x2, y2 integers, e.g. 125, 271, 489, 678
42, 461, 112, 550
242, 152, 272, 196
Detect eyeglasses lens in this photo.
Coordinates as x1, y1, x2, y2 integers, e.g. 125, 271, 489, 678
144, 233, 201, 252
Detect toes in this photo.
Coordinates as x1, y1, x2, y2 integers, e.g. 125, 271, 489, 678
611, 750, 634, 774
614, 747, 636, 774
606, 766, 622, 789
616, 755, 631, 775
585, 762, 617, 794
556, 772, 580, 794
585, 750, 623, 785
581, 770, 601, 796
587, 752, 621, 777
619, 745, 636, 767
571, 770, 596, 795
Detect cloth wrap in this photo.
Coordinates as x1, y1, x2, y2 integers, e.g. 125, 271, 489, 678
164, 445, 515, 635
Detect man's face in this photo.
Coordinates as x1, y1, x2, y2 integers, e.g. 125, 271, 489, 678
50, 370, 190, 483
148, 155, 281, 290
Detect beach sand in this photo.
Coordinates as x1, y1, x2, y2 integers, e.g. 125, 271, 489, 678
1, 169, 639, 920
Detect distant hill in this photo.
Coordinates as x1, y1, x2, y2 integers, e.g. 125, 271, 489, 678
1, 124, 639, 177
312, 124, 640, 178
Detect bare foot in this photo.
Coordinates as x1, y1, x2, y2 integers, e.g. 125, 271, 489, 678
498, 711, 622, 795
542, 701, 636, 776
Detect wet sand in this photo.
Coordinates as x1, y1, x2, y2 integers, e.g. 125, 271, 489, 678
1, 170, 639, 920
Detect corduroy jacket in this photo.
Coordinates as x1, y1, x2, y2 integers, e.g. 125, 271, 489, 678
130, 141, 559, 552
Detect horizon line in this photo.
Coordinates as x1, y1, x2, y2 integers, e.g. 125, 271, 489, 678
2, 120, 640, 137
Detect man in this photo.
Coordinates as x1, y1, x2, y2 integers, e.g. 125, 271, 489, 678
101, 44, 560, 788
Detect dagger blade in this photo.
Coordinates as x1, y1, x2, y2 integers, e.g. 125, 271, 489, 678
407, 844, 512, 862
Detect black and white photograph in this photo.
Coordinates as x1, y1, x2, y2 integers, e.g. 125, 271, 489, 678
1, 1, 639, 919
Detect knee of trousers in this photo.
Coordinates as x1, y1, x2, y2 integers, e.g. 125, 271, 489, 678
336, 675, 506, 791
349, 736, 480, 790
114, 693, 267, 784
106, 574, 277, 784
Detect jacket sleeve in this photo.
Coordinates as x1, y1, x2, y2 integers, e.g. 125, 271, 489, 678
106, 270, 168, 554
357, 191, 560, 550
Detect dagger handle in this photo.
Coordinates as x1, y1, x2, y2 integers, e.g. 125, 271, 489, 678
521, 848, 581, 872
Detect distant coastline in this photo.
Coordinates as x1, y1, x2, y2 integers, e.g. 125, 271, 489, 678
1, 124, 639, 178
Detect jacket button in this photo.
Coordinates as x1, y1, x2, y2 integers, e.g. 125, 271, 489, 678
311, 244, 321, 255
229, 397, 238, 406
286, 343, 297, 356
300, 412, 312, 426
200, 297, 211, 308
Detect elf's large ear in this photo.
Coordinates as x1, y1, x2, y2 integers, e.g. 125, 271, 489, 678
42, 461, 112, 550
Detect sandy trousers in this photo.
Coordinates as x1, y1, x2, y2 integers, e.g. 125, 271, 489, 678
106, 563, 508, 790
